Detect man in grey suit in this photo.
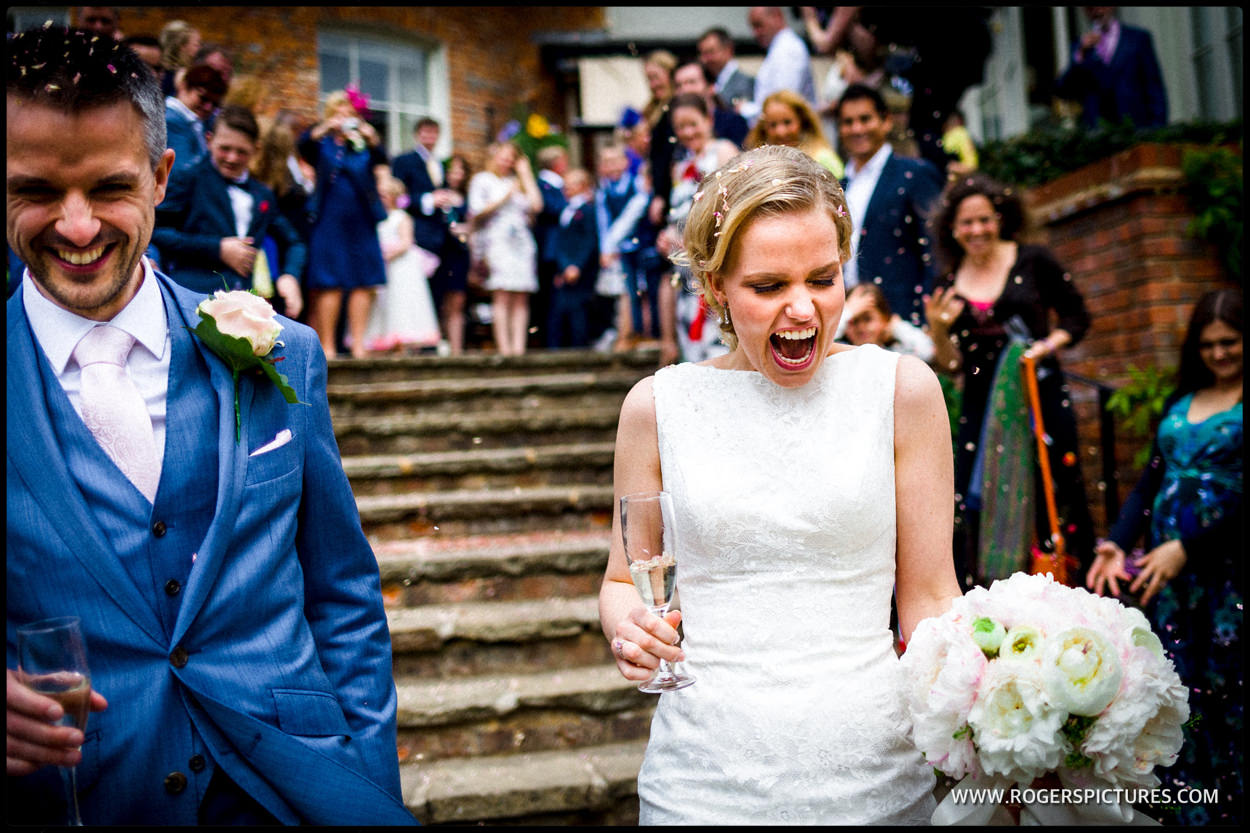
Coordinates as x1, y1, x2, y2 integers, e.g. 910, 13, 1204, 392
698, 27, 755, 112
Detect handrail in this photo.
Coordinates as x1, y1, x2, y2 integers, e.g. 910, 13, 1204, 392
1063, 372, 1120, 525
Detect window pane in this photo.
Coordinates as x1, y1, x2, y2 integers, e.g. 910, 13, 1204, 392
398, 61, 429, 108
320, 51, 350, 96
358, 57, 388, 103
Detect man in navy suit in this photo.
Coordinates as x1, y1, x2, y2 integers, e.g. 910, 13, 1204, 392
153, 104, 304, 317
391, 117, 453, 262
547, 169, 599, 349
835, 83, 943, 327
1055, 6, 1168, 130
6, 27, 414, 825
674, 58, 749, 149
533, 145, 569, 347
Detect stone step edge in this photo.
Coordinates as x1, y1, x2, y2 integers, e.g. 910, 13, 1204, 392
402, 739, 646, 824
358, 485, 615, 522
329, 347, 659, 372
387, 595, 601, 652
343, 443, 613, 480
375, 531, 609, 583
332, 406, 623, 435
394, 663, 646, 728
327, 370, 644, 400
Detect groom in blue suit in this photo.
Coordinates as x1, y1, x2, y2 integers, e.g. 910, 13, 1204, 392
6, 27, 415, 825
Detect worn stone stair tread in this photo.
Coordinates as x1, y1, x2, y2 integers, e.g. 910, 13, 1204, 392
327, 370, 643, 400
402, 739, 647, 823
357, 484, 615, 521
388, 595, 600, 651
395, 664, 645, 727
333, 405, 624, 434
343, 443, 614, 479
374, 529, 610, 582
329, 347, 658, 372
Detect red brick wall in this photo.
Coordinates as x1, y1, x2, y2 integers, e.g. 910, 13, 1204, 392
1021, 143, 1238, 530
106, 6, 604, 169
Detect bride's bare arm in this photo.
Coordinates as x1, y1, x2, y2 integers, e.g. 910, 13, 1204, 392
893, 355, 963, 643
599, 377, 684, 682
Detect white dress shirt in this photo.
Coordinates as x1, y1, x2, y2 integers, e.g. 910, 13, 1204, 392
842, 142, 893, 288
746, 27, 816, 120
23, 258, 171, 466
226, 172, 255, 238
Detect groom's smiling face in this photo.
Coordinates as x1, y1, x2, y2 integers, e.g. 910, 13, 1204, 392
6, 97, 173, 321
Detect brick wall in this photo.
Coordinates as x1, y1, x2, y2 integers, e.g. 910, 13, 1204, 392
1021, 143, 1238, 530
108, 6, 604, 169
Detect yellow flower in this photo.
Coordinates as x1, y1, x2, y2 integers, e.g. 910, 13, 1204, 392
526, 113, 550, 138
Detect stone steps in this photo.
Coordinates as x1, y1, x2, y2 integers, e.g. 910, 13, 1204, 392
401, 739, 647, 825
334, 406, 624, 455
328, 348, 659, 385
344, 442, 614, 496
375, 529, 610, 606
358, 484, 614, 540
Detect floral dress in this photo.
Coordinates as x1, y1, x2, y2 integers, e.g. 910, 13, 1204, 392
1143, 396, 1243, 824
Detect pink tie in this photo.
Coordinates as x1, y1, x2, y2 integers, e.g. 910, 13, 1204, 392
72, 325, 161, 502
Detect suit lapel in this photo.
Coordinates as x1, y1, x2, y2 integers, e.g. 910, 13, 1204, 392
6, 290, 167, 646
163, 275, 255, 644
862, 154, 898, 234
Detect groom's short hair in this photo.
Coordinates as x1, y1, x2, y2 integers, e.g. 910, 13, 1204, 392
8, 23, 167, 169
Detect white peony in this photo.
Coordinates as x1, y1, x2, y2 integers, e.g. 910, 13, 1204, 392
901, 615, 987, 778
1000, 625, 1045, 663
969, 660, 1066, 780
1041, 627, 1123, 717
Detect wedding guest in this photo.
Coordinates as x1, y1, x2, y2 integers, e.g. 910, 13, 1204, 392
158, 19, 200, 98
1088, 288, 1242, 825
925, 172, 1096, 589
468, 141, 542, 356
595, 143, 654, 350
432, 153, 472, 355
74, 6, 121, 39
696, 26, 755, 111
837, 283, 934, 362
298, 89, 389, 358
1055, 6, 1168, 130
745, 89, 843, 177
5, 25, 414, 825
643, 50, 678, 229
600, 144, 961, 824
364, 176, 442, 353
164, 63, 226, 183
546, 169, 599, 349
744, 6, 816, 120
251, 115, 313, 318
655, 92, 739, 366
673, 58, 749, 149
122, 34, 163, 82
153, 104, 304, 318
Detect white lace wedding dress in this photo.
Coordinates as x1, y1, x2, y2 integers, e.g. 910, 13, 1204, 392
639, 345, 936, 825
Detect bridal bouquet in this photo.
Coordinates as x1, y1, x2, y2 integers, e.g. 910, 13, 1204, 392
901, 572, 1189, 824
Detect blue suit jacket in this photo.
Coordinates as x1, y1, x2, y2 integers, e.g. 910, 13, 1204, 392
152, 157, 308, 294
165, 101, 206, 184
6, 274, 414, 825
391, 149, 448, 255
534, 177, 567, 268
845, 152, 943, 324
552, 199, 599, 296
1056, 24, 1168, 129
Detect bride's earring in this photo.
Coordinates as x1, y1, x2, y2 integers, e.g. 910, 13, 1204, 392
719, 301, 731, 328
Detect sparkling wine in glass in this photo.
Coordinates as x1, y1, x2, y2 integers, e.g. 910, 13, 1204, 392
621, 490, 694, 692
17, 616, 92, 826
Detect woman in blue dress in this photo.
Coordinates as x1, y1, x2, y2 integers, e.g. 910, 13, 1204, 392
299, 89, 389, 358
1088, 287, 1243, 824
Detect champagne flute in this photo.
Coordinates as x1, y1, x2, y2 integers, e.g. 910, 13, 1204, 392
17, 616, 92, 826
620, 490, 695, 692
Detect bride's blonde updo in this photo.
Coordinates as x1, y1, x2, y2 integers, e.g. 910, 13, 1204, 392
673, 144, 851, 350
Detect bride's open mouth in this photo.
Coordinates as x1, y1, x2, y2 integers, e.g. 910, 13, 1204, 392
770, 327, 817, 370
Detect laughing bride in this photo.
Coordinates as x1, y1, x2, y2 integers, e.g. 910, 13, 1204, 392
599, 145, 963, 824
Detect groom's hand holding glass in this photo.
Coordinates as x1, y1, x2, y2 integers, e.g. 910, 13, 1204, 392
5, 669, 107, 776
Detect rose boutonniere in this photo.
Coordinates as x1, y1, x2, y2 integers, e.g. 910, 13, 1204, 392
193, 290, 305, 441
259, 199, 270, 213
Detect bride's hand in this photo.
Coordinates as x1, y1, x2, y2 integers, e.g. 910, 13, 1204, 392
611, 608, 684, 682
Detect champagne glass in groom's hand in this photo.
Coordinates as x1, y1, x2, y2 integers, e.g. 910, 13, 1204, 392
17, 616, 94, 826
621, 491, 695, 693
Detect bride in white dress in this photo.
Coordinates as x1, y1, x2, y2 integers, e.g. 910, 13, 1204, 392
599, 145, 963, 824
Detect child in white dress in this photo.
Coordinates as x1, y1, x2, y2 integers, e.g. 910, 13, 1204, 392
365, 176, 442, 352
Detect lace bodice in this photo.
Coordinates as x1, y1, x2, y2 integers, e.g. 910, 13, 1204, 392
638, 345, 936, 824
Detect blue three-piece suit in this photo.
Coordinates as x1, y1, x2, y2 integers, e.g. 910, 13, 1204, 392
6, 272, 415, 825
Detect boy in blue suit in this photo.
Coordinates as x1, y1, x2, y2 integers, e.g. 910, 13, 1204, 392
153, 104, 304, 317
546, 169, 599, 349
6, 26, 415, 825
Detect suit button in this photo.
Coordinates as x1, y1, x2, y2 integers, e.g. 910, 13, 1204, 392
152, 521, 167, 537
164, 771, 188, 794
164, 579, 182, 596
169, 646, 189, 668
188, 754, 206, 772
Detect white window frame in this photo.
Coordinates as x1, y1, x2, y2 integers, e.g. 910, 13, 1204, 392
315, 28, 450, 159
8, 7, 70, 32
